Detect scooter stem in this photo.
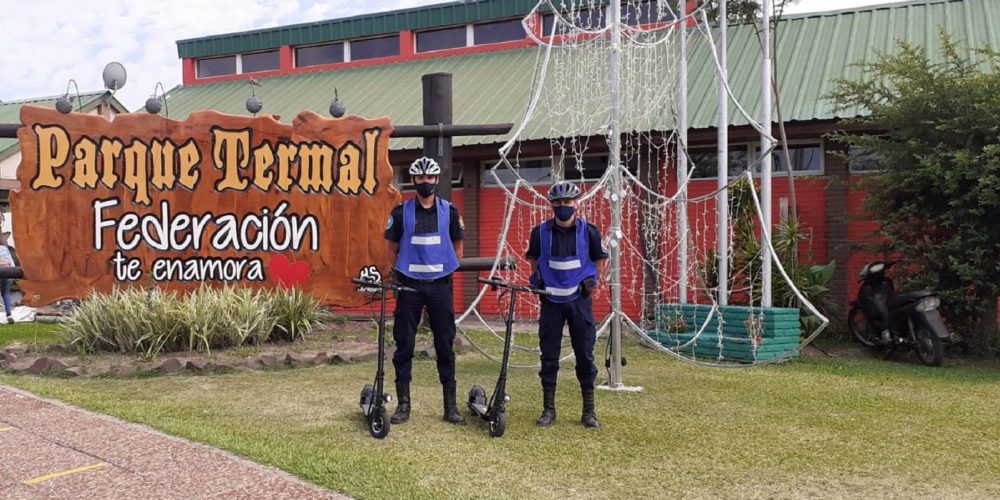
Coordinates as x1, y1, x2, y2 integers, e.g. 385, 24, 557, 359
374, 285, 387, 417
492, 287, 517, 413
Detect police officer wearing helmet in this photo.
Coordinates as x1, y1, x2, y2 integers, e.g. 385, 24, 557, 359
526, 181, 607, 429
384, 157, 466, 425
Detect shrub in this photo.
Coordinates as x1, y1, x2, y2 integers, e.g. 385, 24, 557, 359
60, 285, 323, 357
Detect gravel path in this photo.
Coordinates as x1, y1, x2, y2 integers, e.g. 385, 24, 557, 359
0, 385, 347, 499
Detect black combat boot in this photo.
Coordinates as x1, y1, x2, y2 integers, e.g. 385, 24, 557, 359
390, 382, 411, 424
535, 387, 556, 427
581, 388, 600, 429
442, 381, 466, 425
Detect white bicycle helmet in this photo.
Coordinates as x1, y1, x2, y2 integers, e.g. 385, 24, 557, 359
547, 181, 582, 201
409, 157, 441, 176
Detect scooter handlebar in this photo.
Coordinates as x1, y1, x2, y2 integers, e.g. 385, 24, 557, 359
476, 277, 551, 296
351, 278, 416, 293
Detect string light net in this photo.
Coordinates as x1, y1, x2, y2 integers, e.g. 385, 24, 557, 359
457, 0, 829, 369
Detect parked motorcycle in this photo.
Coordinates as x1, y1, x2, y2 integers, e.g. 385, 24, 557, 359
847, 261, 950, 367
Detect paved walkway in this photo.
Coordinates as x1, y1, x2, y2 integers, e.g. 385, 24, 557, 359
0, 386, 345, 499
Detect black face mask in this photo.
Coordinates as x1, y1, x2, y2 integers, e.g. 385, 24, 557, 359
415, 182, 437, 198
553, 205, 575, 222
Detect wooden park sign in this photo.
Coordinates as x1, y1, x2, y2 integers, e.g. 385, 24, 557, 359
11, 106, 401, 306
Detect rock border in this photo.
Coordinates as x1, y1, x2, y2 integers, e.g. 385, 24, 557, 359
1, 334, 474, 379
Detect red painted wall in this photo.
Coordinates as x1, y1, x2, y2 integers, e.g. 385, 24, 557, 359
473, 171, 831, 320
845, 175, 882, 304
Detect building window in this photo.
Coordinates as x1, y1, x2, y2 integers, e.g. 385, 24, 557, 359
484, 159, 555, 187
295, 42, 344, 67
623, 1, 674, 26
482, 155, 611, 187
754, 142, 824, 175
241, 50, 280, 73
848, 146, 883, 173
398, 163, 464, 188
197, 55, 237, 78
351, 35, 400, 61
541, 7, 607, 35
416, 25, 468, 52
686, 146, 750, 179
473, 19, 525, 45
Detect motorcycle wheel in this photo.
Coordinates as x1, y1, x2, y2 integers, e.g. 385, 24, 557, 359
848, 305, 878, 348
913, 325, 944, 367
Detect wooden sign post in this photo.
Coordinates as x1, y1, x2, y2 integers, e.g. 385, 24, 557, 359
11, 106, 401, 306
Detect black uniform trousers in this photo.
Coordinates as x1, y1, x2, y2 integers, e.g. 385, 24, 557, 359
538, 295, 598, 391
392, 278, 456, 385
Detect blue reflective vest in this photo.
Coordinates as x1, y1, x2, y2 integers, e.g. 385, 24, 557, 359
395, 198, 459, 280
536, 219, 598, 303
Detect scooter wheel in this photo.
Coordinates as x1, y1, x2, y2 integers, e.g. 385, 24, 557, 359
489, 411, 507, 438
369, 408, 390, 439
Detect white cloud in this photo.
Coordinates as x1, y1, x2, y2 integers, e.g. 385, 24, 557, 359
0, 0, 445, 111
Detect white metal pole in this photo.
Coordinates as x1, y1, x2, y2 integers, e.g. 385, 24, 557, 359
678, 0, 689, 304
608, 0, 624, 388
717, 0, 729, 306
761, 0, 774, 307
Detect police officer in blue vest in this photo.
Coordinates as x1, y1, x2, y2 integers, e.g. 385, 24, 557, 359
384, 157, 466, 425
527, 181, 607, 429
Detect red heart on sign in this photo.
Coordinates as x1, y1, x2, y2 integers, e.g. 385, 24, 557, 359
269, 255, 311, 289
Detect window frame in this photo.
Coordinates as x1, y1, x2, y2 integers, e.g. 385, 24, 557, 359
480, 154, 614, 187
415, 24, 470, 53
240, 49, 280, 74
752, 139, 825, 177
847, 144, 885, 174
397, 163, 464, 189
196, 55, 238, 78
472, 18, 526, 45
622, 0, 674, 26
294, 41, 346, 68
349, 34, 401, 61
684, 144, 752, 180
685, 140, 826, 180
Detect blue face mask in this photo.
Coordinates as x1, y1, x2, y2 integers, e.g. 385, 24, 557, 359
415, 182, 436, 198
553, 205, 575, 222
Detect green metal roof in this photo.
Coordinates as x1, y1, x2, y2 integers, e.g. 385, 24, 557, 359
687, 0, 1000, 130
0, 91, 128, 160
161, 0, 1000, 150
177, 0, 547, 59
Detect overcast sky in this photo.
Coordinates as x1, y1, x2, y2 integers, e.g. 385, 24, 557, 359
1, 0, 894, 111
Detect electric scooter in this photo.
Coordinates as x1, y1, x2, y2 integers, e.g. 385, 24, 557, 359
468, 277, 550, 437
352, 277, 415, 439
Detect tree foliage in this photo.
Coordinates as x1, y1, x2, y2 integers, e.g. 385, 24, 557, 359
828, 32, 1000, 354
704, 0, 800, 27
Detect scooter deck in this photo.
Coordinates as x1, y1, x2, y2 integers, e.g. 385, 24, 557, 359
468, 402, 490, 416
360, 402, 375, 415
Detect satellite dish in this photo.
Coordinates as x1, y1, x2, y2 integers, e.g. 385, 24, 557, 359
102, 62, 127, 91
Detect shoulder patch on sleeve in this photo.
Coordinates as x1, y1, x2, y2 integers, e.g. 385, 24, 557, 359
458, 215, 465, 230
386, 215, 395, 230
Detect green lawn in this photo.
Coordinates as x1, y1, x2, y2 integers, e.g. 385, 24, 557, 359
1, 335, 999, 499
0, 322, 62, 348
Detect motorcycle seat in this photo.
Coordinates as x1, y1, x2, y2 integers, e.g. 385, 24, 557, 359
889, 290, 933, 309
